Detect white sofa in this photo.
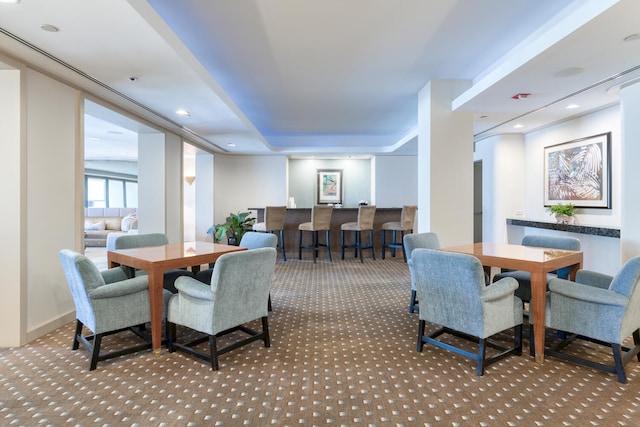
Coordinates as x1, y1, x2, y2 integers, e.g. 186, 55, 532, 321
84, 208, 138, 247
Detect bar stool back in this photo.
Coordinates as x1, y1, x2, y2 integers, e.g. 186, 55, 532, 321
253, 206, 287, 261
341, 205, 376, 262
381, 205, 417, 261
298, 205, 334, 263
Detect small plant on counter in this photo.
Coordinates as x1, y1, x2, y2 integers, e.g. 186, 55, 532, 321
547, 203, 575, 224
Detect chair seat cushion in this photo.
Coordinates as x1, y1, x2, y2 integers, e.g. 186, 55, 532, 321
381, 221, 403, 231
298, 222, 314, 231
341, 222, 359, 231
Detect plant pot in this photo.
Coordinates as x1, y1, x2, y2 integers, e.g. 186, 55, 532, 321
227, 237, 238, 246
555, 214, 574, 225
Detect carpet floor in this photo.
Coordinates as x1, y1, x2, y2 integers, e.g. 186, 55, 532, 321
1, 254, 639, 426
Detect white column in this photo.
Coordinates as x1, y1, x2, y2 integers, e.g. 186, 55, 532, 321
138, 132, 166, 234
619, 81, 640, 263
417, 80, 474, 247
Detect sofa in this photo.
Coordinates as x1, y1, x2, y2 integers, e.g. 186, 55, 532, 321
84, 208, 138, 247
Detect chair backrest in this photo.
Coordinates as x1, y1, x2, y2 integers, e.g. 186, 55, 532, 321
521, 235, 581, 251
264, 206, 287, 231
400, 205, 418, 231
59, 249, 104, 328
403, 232, 441, 263
609, 256, 640, 298
114, 233, 169, 249
412, 248, 486, 333
357, 205, 376, 230
311, 205, 333, 230
209, 247, 277, 334
239, 231, 278, 249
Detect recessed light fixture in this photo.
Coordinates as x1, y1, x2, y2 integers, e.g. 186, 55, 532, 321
0, 0, 21, 3
40, 24, 59, 32
624, 33, 640, 42
513, 124, 524, 129
227, 143, 236, 147
566, 104, 580, 109
554, 67, 585, 78
88, 137, 100, 141
175, 109, 190, 117
107, 130, 123, 135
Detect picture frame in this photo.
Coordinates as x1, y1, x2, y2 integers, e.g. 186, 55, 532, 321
544, 132, 611, 208
317, 169, 343, 205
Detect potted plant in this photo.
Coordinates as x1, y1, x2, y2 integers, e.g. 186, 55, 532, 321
547, 203, 576, 224
207, 211, 256, 245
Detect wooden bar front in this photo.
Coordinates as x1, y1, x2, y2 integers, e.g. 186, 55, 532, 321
250, 207, 404, 257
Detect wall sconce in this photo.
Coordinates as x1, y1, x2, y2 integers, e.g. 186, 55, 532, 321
184, 176, 196, 185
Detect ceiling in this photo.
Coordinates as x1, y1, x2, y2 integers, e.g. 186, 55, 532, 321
1, 0, 640, 157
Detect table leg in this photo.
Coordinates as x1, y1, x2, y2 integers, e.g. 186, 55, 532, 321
147, 269, 163, 354
530, 272, 547, 363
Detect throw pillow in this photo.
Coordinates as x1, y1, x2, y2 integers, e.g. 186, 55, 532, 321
84, 220, 106, 231
121, 213, 138, 232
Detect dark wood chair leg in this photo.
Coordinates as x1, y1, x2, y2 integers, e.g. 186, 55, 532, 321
262, 316, 271, 348
210, 336, 219, 371
72, 319, 83, 350
89, 334, 102, 371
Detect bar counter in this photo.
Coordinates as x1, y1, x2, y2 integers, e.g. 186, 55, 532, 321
250, 207, 403, 257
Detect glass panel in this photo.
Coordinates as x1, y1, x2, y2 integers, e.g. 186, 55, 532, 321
87, 177, 106, 207
125, 181, 138, 208
108, 180, 124, 207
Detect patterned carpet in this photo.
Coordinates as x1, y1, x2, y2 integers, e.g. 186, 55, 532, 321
1, 254, 640, 426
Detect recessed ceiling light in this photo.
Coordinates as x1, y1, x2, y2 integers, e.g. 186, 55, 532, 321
87, 137, 100, 141
40, 24, 59, 32
566, 104, 580, 109
176, 109, 190, 117
107, 130, 123, 135
227, 143, 236, 147
624, 33, 640, 42
0, 0, 21, 4
513, 124, 524, 129
554, 67, 584, 77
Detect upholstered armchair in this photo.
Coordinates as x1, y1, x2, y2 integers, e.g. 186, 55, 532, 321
493, 235, 581, 305
541, 256, 640, 383
402, 232, 441, 313
413, 248, 523, 375
59, 249, 172, 371
113, 233, 195, 293
167, 247, 277, 370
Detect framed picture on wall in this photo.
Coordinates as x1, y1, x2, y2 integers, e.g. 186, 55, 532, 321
544, 132, 611, 208
317, 169, 343, 204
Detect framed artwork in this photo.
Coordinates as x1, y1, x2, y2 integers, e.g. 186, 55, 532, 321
544, 132, 611, 208
317, 169, 343, 204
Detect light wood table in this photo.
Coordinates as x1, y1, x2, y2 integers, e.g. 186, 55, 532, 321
108, 241, 247, 353
440, 242, 583, 363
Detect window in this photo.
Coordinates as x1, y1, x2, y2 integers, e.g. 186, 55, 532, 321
85, 176, 137, 208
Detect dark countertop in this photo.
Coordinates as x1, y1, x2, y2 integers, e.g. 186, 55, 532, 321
507, 218, 620, 238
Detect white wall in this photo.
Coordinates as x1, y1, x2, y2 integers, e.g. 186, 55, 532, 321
373, 156, 418, 208
138, 133, 166, 235
476, 105, 622, 275
26, 69, 79, 339
164, 132, 183, 243
214, 154, 287, 227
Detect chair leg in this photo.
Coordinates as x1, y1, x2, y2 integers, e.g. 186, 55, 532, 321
209, 335, 219, 371
612, 344, 627, 384
409, 290, 419, 314
391, 230, 397, 257
298, 230, 303, 260
417, 319, 426, 352
529, 323, 535, 357
401, 231, 408, 262
89, 334, 103, 371
477, 338, 487, 376
167, 322, 177, 352
354, 231, 359, 258
279, 229, 286, 261
381, 230, 386, 259
268, 294, 272, 312
369, 230, 375, 260
313, 231, 318, 263
262, 316, 271, 348
341, 230, 346, 260
326, 230, 332, 262
72, 319, 83, 350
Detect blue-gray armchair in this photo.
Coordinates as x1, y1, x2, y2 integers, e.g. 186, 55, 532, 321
493, 235, 581, 305
59, 249, 172, 371
113, 233, 195, 293
403, 232, 441, 313
413, 248, 523, 376
541, 256, 640, 383
167, 247, 277, 370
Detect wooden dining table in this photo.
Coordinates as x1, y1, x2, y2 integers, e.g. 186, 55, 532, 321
440, 242, 583, 363
108, 241, 247, 353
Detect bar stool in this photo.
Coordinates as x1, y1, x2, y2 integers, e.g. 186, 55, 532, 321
253, 206, 287, 261
341, 205, 376, 262
381, 205, 417, 261
298, 205, 333, 263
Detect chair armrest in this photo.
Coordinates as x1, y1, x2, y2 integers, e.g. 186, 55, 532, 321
100, 266, 129, 284
175, 276, 214, 301
482, 277, 519, 302
89, 276, 149, 299
549, 278, 628, 306
575, 270, 614, 289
